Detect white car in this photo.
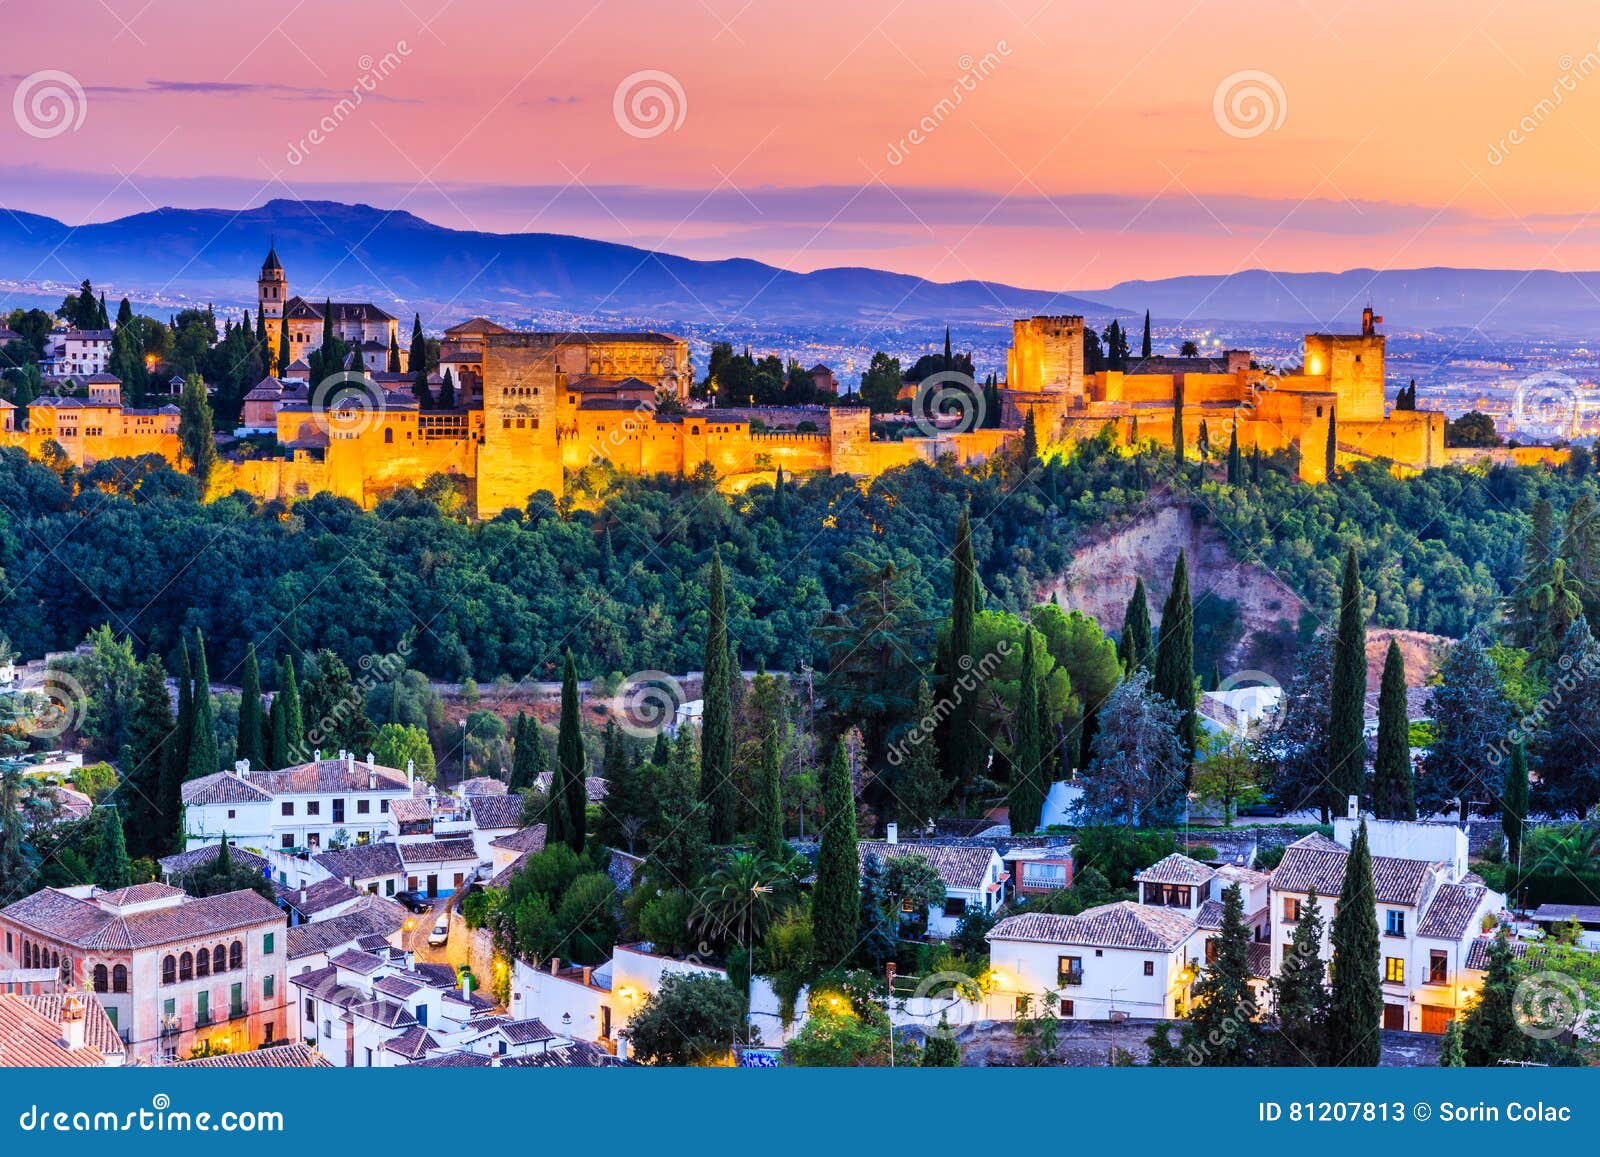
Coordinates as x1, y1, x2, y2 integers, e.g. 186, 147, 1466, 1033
427, 917, 449, 947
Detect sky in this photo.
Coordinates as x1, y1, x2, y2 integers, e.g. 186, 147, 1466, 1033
7, 0, 1600, 291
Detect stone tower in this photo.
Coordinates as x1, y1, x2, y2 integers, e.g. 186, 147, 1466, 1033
258, 241, 287, 367
477, 335, 565, 516
1006, 316, 1085, 398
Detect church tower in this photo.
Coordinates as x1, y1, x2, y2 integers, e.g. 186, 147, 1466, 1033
258, 241, 287, 368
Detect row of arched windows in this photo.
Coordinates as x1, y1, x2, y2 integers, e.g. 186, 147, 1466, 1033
19, 940, 62, 972
91, 964, 128, 993
160, 942, 243, 984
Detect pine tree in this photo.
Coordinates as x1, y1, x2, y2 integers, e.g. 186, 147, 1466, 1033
1327, 547, 1367, 819
1270, 888, 1327, 1065
701, 548, 736, 844
1140, 309, 1152, 359
944, 509, 981, 800
1184, 883, 1260, 1064
1326, 821, 1382, 1066
1371, 639, 1414, 819
812, 742, 859, 968
186, 631, 219, 780
1009, 630, 1045, 834
856, 851, 896, 969
896, 681, 945, 836
554, 650, 586, 851
1502, 741, 1529, 867
1118, 577, 1154, 673
93, 805, 131, 888
758, 722, 786, 860
238, 643, 265, 770
119, 654, 174, 858
922, 1022, 961, 1066
1460, 932, 1528, 1065
1153, 551, 1196, 761
1510, 498, 1559, 655
1424, 632, 1513, 819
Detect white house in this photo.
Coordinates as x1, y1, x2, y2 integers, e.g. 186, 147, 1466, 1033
398, 838, 480, 899
856, 828, 1006, 938
181, 752, 415, 853
60, 329, 113, 377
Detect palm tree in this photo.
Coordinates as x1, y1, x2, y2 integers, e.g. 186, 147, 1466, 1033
688, 852, 794, 950
1528, 558, 1584, 660
1523, 823, 1600, 876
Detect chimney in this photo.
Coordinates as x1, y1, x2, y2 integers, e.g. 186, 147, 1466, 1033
368, 767, 376, 790
886, 822, 898, 845
299, 886, 308, 906
549, 957, 560, 976
406, 759, 415, 789
314, 748, 322, 762
60, 994, 85, 1050
1347, 794, 1359, 821
581, 966, 593, 987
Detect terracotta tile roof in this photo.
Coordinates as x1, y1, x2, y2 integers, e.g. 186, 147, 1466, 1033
374, 975, 423, 1000
284, 297, 397, 324
1530, 903, 1600, 924
382, 1026, 440, 1060
391, 797, 432, 823
533, 773, 609, 802
399, 837, 479, 865
159, 842, 268, 878
412, 962, 460, 989
285, 898, 406, 959
1, 887, 283, 951
469, 795, 524, 831
498, 1018, 558, 1045
988, 901, 1196, 952
287, 877, 360, 917
501, 1040, 615, 1067
458, 777, 508, 797
1247, 942, 1272, 979
314, 842, 404, 881
487, 852, 530, 889
175, 1042, 331, 1068
489, 825, 547, 854
1269, 834, 1437, 906
1136, 853, 1217, 886
0, 995, 120, 1066
408, 1049, 492, 1068
1417, 883, 1487, 940
289, 964, 340, 995
330, 948, 388, 975
95, 882, 185, 907
1195, 899, 1225, 930
857, 840, 998, 891
1214, 863, 1271, 889
348, 998, 417, 1029
22, 993, 124, 1058
179, 772, 274, 806
1465, 936, 1528, 971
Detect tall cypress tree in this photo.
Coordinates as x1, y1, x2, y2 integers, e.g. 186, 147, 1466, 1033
509, 711, 546, 791
700, 549, 736, 844
1226, 425, 1241, 484
653, 728, 708, 887
1328, 547, 1367, 820
1154, 551, 1196, 761
1326, 821, 1382, 1066
277, 654, 305, 766
1118, 577, 1154, 672
276, 314, 290, 376
1140, 309, 1152, 359
120, 653, 174, 858
163, 644, 194, 831
1270, 888, 1327, 1064
387, 329, 402, 373
945, 509, 981, 798
1185, 883, 1259, 1064
1009, 631, 1045, 834
187, 630, 219, 780
758, 722, 786, 861
897, 681, 945, 836
812, 742, 859, 968
1325, 408, 1338, 480
1460, 932, 1529, 1065
93, 805, 131, 889
556, 650, 586, 851
1371, 640, 1414, 819
1502, 742, 1529, 868
238, 643, 265, 770
1171, 378, 1186, 467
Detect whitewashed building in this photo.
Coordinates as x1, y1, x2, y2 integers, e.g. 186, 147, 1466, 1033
857, 828, 1007, 938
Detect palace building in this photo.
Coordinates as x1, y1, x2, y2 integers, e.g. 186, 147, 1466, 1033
258, 243, 403, 374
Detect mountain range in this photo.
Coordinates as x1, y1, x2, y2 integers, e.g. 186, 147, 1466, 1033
1, 198, 1596, 334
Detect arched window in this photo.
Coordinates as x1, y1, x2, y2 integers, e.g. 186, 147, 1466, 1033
92, 964, 108, 993
49, 950, 58, 970
196, 949, 210, 978
229, 941, 243, 970
162, 955, 176, 984
179, 952, 193, 981
21, 942, 30, 968
384, 428, 393, 444
213, 945, 227, 974
112, 964, 128, 993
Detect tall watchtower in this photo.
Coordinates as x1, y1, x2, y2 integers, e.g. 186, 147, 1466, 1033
258, 242, 288, 366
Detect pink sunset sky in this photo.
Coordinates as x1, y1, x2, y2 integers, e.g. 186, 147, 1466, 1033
7, 0, 1600, 291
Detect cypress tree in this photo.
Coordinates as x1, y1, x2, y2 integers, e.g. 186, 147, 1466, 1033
1325, 408, 1338, 480
812, 741, 859, 968
1140, 309, 1152, 359
1250, 444, 1261, 483
1008, 630, 1045, 834
509, 711, 546, 791
1326, 820, 1382, 1066
652, 727, 708, 887
772, 466, 787, 523
1185, 883, 1260, 1064
1439, 1018, 1465, 1066
1020, 409, 1038, 462
409, 314, 432, 407
1118, 576, 1154, 673
700, 549, 736, 844
1270, 888, 1327, 1065
1226, 425, 1241, 484
439, 368, 456, 409
1501, 742, 1529, 868
1153, 551, 1196, 761
945, 509, 981, 798
856, 851, 896, 969
1371, 639, 1414, 819
164, 644, 195, 820
896, 681, 945, 836
1328, 547, 1367, 820
276, 314, 290, 376
238, 643, 265, 770
556, 650, 586, 851
278, 654, 305, 766
758, 722, 785, 861
120, 654, 174, 858
1197, 418, 1210, 458
1172, 378, 1186, 467
387, 330, 402, 373
187, 631, 219, 780
93, 805, 131, 889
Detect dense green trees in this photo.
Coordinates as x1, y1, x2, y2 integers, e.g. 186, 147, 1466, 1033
1421, 634, 1512, 819
811, 742, 858, 968
701, 549, 736, 844
1150, 883, 1259, 1066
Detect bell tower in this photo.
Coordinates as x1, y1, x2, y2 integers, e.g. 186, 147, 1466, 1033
258, 240, 287, 368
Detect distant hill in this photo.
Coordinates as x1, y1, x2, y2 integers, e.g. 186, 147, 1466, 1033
0, 199, 1109, 327
1088, 267, 1600, 333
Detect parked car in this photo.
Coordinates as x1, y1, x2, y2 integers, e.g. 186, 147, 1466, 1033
394, 891, 431, 913
428, 917, 450, 947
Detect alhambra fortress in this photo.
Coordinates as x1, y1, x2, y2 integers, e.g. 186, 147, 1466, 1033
0, 247, 1455, 515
